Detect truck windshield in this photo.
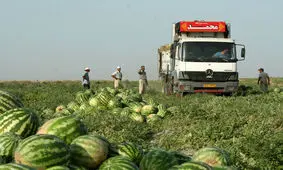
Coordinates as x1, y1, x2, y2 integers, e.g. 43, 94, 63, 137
182, 42, 236, 62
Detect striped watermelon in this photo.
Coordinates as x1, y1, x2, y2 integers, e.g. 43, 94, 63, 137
146, 114, 162, 123
212, 166, 236, 170
120, 107, 132, 117
67, 102, 80, 112
107, 98, 123, 109
141, 105, 158, 116
68, 164, 88, 170
170, 151, 192, 164
0, 90, 23, 114
70, 135, 109, 169
89, 97, 101, 107
0, 132, 22, 163
117, 142, 144, 165
0, 108, 39, 138
128, 102, 143, 113
0, 163, 35, 170
76, 91, 90, 104
96, 91, 113, 106
139, 149, 178, 170
99, 156, 139, 170
37, 116, 87, 145
14, 134, 70, 169
192, 147, 231, 167
169, 161, 212, 170
46, 166, 70, 170
130, 113, 145, 123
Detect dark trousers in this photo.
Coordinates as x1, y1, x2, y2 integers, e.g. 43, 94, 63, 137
83, 84, 90, 89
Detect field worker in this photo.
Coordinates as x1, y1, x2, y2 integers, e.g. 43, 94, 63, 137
111, 66, 122, 89
82, 67, 90, 89
257, 68, 270, 92
138, 65, 148, 94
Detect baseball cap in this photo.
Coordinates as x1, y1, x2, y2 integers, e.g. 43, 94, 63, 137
84, 67, 90, 71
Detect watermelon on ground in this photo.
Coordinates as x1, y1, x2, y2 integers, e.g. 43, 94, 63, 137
0, 163, 35, 170
70, 135, 109, 169
108, 98, 123, 109
46, 166, 70, 170
170, 151, 192, 164
141, 105, 158, 116
76, 91, 90, 104
89, 97, 101, 107
0, 108, 39, 138
0, 90, 24, 114
37, 116, 87, 145
169, 161, 212, 170
192, 147, 231, 167
120, 107, 132, 117
147, 114, 162, 123
130, 113, 145, 123
99, 156, 139, 170
274, 88, 281, 93
68, 164, 88, 170
0, 132, 22, 163
117, 142, 144, 165
67, 102, 80, 112
139, 149, 178, 170
14, 134, 70, 169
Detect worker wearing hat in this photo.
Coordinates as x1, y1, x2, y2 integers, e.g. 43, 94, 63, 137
82, 67, 90, 89
257, 68, 270, 92
111, 66, 122, 89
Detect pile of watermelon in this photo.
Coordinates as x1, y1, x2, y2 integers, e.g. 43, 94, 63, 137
0, 89, 237, 169
50, 87, 172, 123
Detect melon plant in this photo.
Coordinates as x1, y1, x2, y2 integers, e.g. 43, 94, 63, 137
99, 156, 139, 170
192, 147, 231, 167
70, 135, 109, 169
14, 134, 70, 169
0, 108, 39, 138
117, 142, 144, 165
0, 90, 24, 114
169, 161, 212, 170
37, 116, 87, 144
0, 132, 22, 163
0, 163, 35, 170
139, 149, 178, 170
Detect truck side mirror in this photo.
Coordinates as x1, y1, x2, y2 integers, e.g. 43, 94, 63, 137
241, 48, 245, 58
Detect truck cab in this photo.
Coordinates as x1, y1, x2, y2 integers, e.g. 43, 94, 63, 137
159, 21, 246, 95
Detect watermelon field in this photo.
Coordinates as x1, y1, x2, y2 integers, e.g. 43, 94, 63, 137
0, 78, 282, 169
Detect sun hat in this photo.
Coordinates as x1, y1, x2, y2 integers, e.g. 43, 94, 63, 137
84, 67, 90, 71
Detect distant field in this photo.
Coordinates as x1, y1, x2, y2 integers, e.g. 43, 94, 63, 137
0, 78, 282, 169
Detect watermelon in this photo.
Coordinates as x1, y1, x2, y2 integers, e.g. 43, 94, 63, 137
121, 107, 132, 117
37, 116, 87, 145
112, 108, 123, 115
106, 87, 118, 95
0, 163, 35, 170
70, 135, 109, 169
157, 104, 169, 118
170, 151, 192, 164
0, 132, 22, 162
108, 98, 123, 109
68, 164, 88, 170
89, 97, 101, 107
139, 149, 178, 170
212, 166, 236, 170
14, 134, 70, 169
0, 108, 39, 138
99, 156, 139, 170
46, 166, 70, 170
169, 161, 212, 170
117, 142, 144, 165
128, 102, 143, 113
274, 88, 281, 93
192, 147, 231, 167
141, 105, 158, 116
96, 92, 113, 106
0, 90, 23, 114
76, 91, 90, 104
67, 102, 80, 112
130, 113, 145, 123
147, 114, 162, 123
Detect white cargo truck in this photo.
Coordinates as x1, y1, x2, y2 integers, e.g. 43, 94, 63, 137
158, 21, 246, 95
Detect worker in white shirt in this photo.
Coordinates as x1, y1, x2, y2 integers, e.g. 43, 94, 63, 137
111, 66, 123, 89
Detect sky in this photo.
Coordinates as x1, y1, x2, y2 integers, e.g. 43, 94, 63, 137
0, 0, 282, 80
